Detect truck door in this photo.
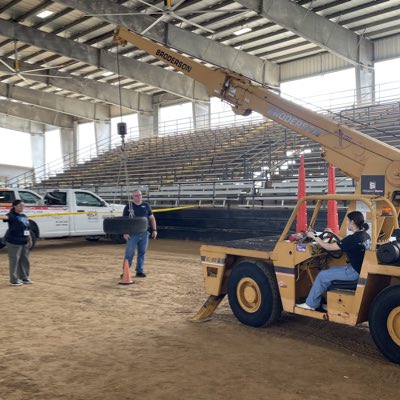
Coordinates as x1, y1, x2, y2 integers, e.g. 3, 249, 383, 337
41, 191, 70, 236
72, 191, 108, 235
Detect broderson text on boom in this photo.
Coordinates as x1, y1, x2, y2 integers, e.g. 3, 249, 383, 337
155, 49, 192, 73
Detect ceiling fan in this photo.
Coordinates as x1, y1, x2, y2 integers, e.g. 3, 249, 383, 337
87, 0, 249, 34
0, 41, 72, 83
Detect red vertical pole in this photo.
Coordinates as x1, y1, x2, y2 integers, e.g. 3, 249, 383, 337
327, 164, 339, 234
296, 155, 307, 232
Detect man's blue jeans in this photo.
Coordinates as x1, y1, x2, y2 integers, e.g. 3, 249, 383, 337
305, 265, 359, 309
124, 231, 149, 273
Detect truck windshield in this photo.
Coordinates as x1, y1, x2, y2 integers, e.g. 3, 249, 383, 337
19, 191, 42, 205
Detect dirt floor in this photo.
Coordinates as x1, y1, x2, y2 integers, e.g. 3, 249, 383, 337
0, 237, 399, 400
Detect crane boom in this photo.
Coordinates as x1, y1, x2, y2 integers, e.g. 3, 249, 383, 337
114, 26, 400, 198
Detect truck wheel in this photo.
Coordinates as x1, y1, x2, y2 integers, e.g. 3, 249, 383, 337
103, 217, 148, 234
85, 236, 101, 242
369, 285, 400, 364
29, 230, 37, 250
1, 230, 36, 250
228, 261, 282, 328
110, 234, 126, 244
28, 221, 39, 250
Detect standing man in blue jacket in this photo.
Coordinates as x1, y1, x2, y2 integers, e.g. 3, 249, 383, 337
123, 189, 157, 277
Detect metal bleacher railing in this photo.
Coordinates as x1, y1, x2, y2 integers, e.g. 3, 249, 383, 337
90, 177, 356, 208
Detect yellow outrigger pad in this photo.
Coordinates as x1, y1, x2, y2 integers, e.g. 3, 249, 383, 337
192, 294, 226, 321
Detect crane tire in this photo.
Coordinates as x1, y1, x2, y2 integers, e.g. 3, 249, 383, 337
103, 217, 148, 235
369, 285, 400, 364
228, 261, 282, 328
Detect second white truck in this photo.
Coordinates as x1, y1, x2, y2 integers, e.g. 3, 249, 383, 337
0, 188, 125, 248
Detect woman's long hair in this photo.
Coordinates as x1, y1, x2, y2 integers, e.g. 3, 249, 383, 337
347, 210, 369, 231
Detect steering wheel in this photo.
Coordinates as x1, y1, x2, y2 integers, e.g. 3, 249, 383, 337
318, 230, 340, 243
317, 230, 343, 259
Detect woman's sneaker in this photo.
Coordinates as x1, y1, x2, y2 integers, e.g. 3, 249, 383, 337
296, 302, 315, 311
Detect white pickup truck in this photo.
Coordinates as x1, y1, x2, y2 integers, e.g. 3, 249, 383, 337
0, 188, 125, 248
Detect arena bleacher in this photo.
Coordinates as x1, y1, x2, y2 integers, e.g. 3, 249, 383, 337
8, 101, 400, 208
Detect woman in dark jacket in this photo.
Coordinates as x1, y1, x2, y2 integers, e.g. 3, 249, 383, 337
297, 211, 370, 310
0, 200, 33, 286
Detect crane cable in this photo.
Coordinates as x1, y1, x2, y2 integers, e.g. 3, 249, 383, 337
114, 44, 134, 217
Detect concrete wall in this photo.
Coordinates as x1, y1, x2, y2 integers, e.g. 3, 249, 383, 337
0, 164, 33, 187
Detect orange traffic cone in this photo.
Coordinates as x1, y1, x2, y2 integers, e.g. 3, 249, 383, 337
327, 164, 339, 234
119, 259, 134, 285
296, 155, 307, 233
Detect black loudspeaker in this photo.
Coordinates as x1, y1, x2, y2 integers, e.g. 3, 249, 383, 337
117, 122, 127, 137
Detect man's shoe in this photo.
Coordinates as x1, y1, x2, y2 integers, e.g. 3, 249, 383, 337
321, 303, 328, 311
10, 280, 23, 286
135, 272, 146, 278
22, 278, 33, 284
296, 302, 315, 311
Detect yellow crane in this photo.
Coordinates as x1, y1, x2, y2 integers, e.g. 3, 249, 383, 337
113, 26, 400, 364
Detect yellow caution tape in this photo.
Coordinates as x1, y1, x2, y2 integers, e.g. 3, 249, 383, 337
20, 205, 199, 218
27, 211, 117, 218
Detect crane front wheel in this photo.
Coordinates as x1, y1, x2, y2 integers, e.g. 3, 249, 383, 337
228, 261, 282, 328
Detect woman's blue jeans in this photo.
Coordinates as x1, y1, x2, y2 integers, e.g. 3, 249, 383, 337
124, 231, 149, 273
305, 265, 359, 309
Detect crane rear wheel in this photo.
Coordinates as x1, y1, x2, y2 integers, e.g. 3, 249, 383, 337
369, 285, 400, 364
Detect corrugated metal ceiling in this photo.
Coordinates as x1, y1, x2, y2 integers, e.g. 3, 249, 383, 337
0, 0, 399, 120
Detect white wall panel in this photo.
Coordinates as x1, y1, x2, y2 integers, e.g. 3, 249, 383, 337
280, 52, 352, 82
280, 35, 400, 83
374, 34, 400, 62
